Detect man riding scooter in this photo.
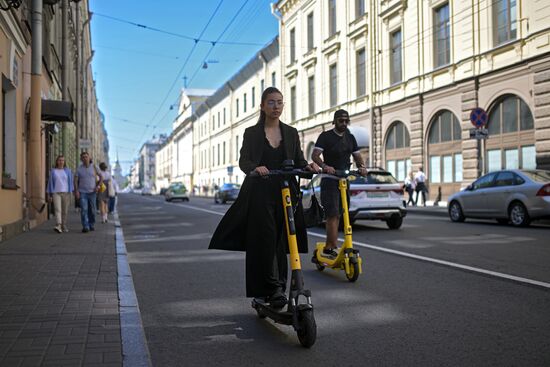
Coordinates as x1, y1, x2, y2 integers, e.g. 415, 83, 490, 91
311, 109, 367, 258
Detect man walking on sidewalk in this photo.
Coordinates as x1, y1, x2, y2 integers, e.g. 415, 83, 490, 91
74, 152, 102, 233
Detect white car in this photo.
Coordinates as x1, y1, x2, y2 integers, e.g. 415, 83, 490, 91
301, 169, 407, 229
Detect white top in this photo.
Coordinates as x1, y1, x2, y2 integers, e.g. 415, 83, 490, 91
404, 176, 416, 189
52, 169, 69, 193
414, 171, 427, 184
100, 171, 112, 182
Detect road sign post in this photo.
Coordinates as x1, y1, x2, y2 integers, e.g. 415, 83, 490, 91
470, 108, 489, 177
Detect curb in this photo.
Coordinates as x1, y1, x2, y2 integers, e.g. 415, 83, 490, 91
114, 212, 152, 367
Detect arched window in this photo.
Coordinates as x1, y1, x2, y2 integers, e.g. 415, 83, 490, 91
427, 110, 462, 185
385, 121, 411, 181
486, 95, 535, 172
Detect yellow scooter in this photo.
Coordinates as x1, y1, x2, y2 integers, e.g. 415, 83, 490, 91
250, 161, 317, 348
311, 170, 363, 282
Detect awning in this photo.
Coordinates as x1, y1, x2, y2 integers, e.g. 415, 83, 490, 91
348, 126, 370, 148
41, 99, 73, 122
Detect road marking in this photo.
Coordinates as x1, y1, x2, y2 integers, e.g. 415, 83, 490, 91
307, 231, 550, 289
157, 203, 550, 290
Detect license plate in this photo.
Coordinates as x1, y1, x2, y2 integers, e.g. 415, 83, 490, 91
367, 191, 389, 198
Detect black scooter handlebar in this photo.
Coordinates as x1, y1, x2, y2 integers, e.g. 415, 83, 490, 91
249, 168, 314, 179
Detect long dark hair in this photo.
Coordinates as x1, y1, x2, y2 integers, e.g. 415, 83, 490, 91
258, 87, 283, 125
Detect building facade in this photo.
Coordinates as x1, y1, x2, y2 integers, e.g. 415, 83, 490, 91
275, 0, 550, 201
0, 0, 104, 241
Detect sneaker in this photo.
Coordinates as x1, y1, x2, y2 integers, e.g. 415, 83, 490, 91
82, 227, 89, 233
89, 226, 95, 231
322, 248, 338, 258
54, 225, 62, 233
62, 227, 69, 233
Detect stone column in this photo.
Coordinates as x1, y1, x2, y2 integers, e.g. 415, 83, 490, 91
532, 59, 550, 170
408, 96, 423, 171
372, 107, 383, 167
460, 80, 479, 185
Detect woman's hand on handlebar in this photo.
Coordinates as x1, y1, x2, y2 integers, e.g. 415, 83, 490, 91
358, 167, 368, 176
322, 165, 336, 175
254, 166, 270, 176
305, 162, 321, 173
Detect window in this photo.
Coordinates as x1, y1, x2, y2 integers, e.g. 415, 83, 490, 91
252, 87, 255, 108
308, 76, 315, 115
487, 149, 502, 172
430, 156, 441, 183
495, 171, 517, 187
244, 93, 247, 113
522, 146, 536, 169
356, 0, 365, 19
329, 63, 338, 107
328, 0, 336, 36
454, 154, 463, 182
385, 122, 410, 150
434, 3, 450, 67
390, 29, 402, 84
307, 12, 314, 51
2, 76, 17, 182
494, 0, 517, 46
472, 172, 497, 190
235, 135, 239, 161
271, 72, 276, 87
212, 116, 215, 130
223, 141, 226, 164
218, 111, 220, 128
428, 110, 461, 144
217, 144, 220, 166
236, 99, 239, 117
223, 108, 226, 125
356, 48, 366, 97
290, 86, 297, 122
290, 28, 296, 63
487, 95, 533, 134
261, 79, 265, 93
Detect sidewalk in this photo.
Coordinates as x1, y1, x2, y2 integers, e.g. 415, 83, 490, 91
0, 210, 147, 367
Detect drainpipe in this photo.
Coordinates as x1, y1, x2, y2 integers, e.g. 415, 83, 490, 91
29, 0, 43, 219
74, 0, 80, 164
81, 12, 91, 143
61, 0, 68, 156
368, 0, 375, 167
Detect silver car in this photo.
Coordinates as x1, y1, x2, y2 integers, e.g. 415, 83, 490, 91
447, 169, 550, 227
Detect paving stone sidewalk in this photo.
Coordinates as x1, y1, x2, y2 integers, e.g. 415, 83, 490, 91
0, 212, 122, 367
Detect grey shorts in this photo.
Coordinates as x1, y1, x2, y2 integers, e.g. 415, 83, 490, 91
320, 178, 349, 218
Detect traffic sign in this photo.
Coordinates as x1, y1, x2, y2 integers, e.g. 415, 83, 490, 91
470, 108, 488, 128
469, 128, 488, 140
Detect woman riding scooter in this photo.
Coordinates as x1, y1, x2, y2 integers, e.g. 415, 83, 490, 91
208, 87, 319, 308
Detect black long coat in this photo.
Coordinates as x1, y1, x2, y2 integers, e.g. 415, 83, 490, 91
208, 121, 310, 254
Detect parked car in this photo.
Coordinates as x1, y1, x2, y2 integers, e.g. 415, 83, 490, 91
447, 169, 550, 227
159, 187, 168, 196
165, 182, 190, 202
301, 168, 407, 229
214, 183, 241, 204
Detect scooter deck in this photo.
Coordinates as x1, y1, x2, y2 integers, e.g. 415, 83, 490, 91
251, 298, 293, 325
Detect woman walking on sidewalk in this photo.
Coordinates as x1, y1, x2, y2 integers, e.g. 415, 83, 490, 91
98, 162, 112, 223
46, 155, 74, 233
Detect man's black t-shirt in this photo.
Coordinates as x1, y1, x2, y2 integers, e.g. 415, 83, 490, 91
315, 129, 359, 170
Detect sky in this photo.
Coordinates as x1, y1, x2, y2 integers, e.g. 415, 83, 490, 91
90, 0, 279, 175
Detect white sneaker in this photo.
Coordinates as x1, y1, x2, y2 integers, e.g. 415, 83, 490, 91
62, 227, 69, 233
54, 225, 62, 233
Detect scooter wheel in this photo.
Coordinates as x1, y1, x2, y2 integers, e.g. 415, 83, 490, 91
346, 258, 360, 282
297, 309, 316, 348
312, 250, 325, 271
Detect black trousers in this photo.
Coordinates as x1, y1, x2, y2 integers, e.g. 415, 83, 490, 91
415, 182, 427, 206
245, 198, 287, 298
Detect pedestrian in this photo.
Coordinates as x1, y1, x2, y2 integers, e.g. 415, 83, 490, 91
208, 87, 319, 309
46, 155, 73, 233
74, 152, 102, 232
311, 109, 367, 258
98, 162, 112, 223
108, 179, 119, 214
414, 166, 428, 207
404, 171, 416, 206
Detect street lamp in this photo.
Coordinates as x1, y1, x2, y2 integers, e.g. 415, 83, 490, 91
0, 0, 22, 10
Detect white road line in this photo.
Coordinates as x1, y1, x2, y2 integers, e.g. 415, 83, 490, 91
149, 202, 550, 290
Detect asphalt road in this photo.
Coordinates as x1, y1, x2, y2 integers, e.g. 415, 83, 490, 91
117, 194, 550, 367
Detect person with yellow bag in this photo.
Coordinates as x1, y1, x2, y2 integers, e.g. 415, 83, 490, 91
97, 162, 112, 223
74, 152, 103, 233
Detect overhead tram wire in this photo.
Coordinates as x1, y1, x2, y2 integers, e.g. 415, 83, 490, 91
133, 0, 225, 154
187, 0, 251, 88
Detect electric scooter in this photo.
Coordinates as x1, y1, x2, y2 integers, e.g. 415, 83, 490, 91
311, 170, 363, 282
250, 160, 317, 348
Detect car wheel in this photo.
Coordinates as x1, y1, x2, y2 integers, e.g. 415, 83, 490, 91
448, 201, 465, 222
496, 218, 509, 225
386, 214, 403, 229
509, 202, 530, 227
